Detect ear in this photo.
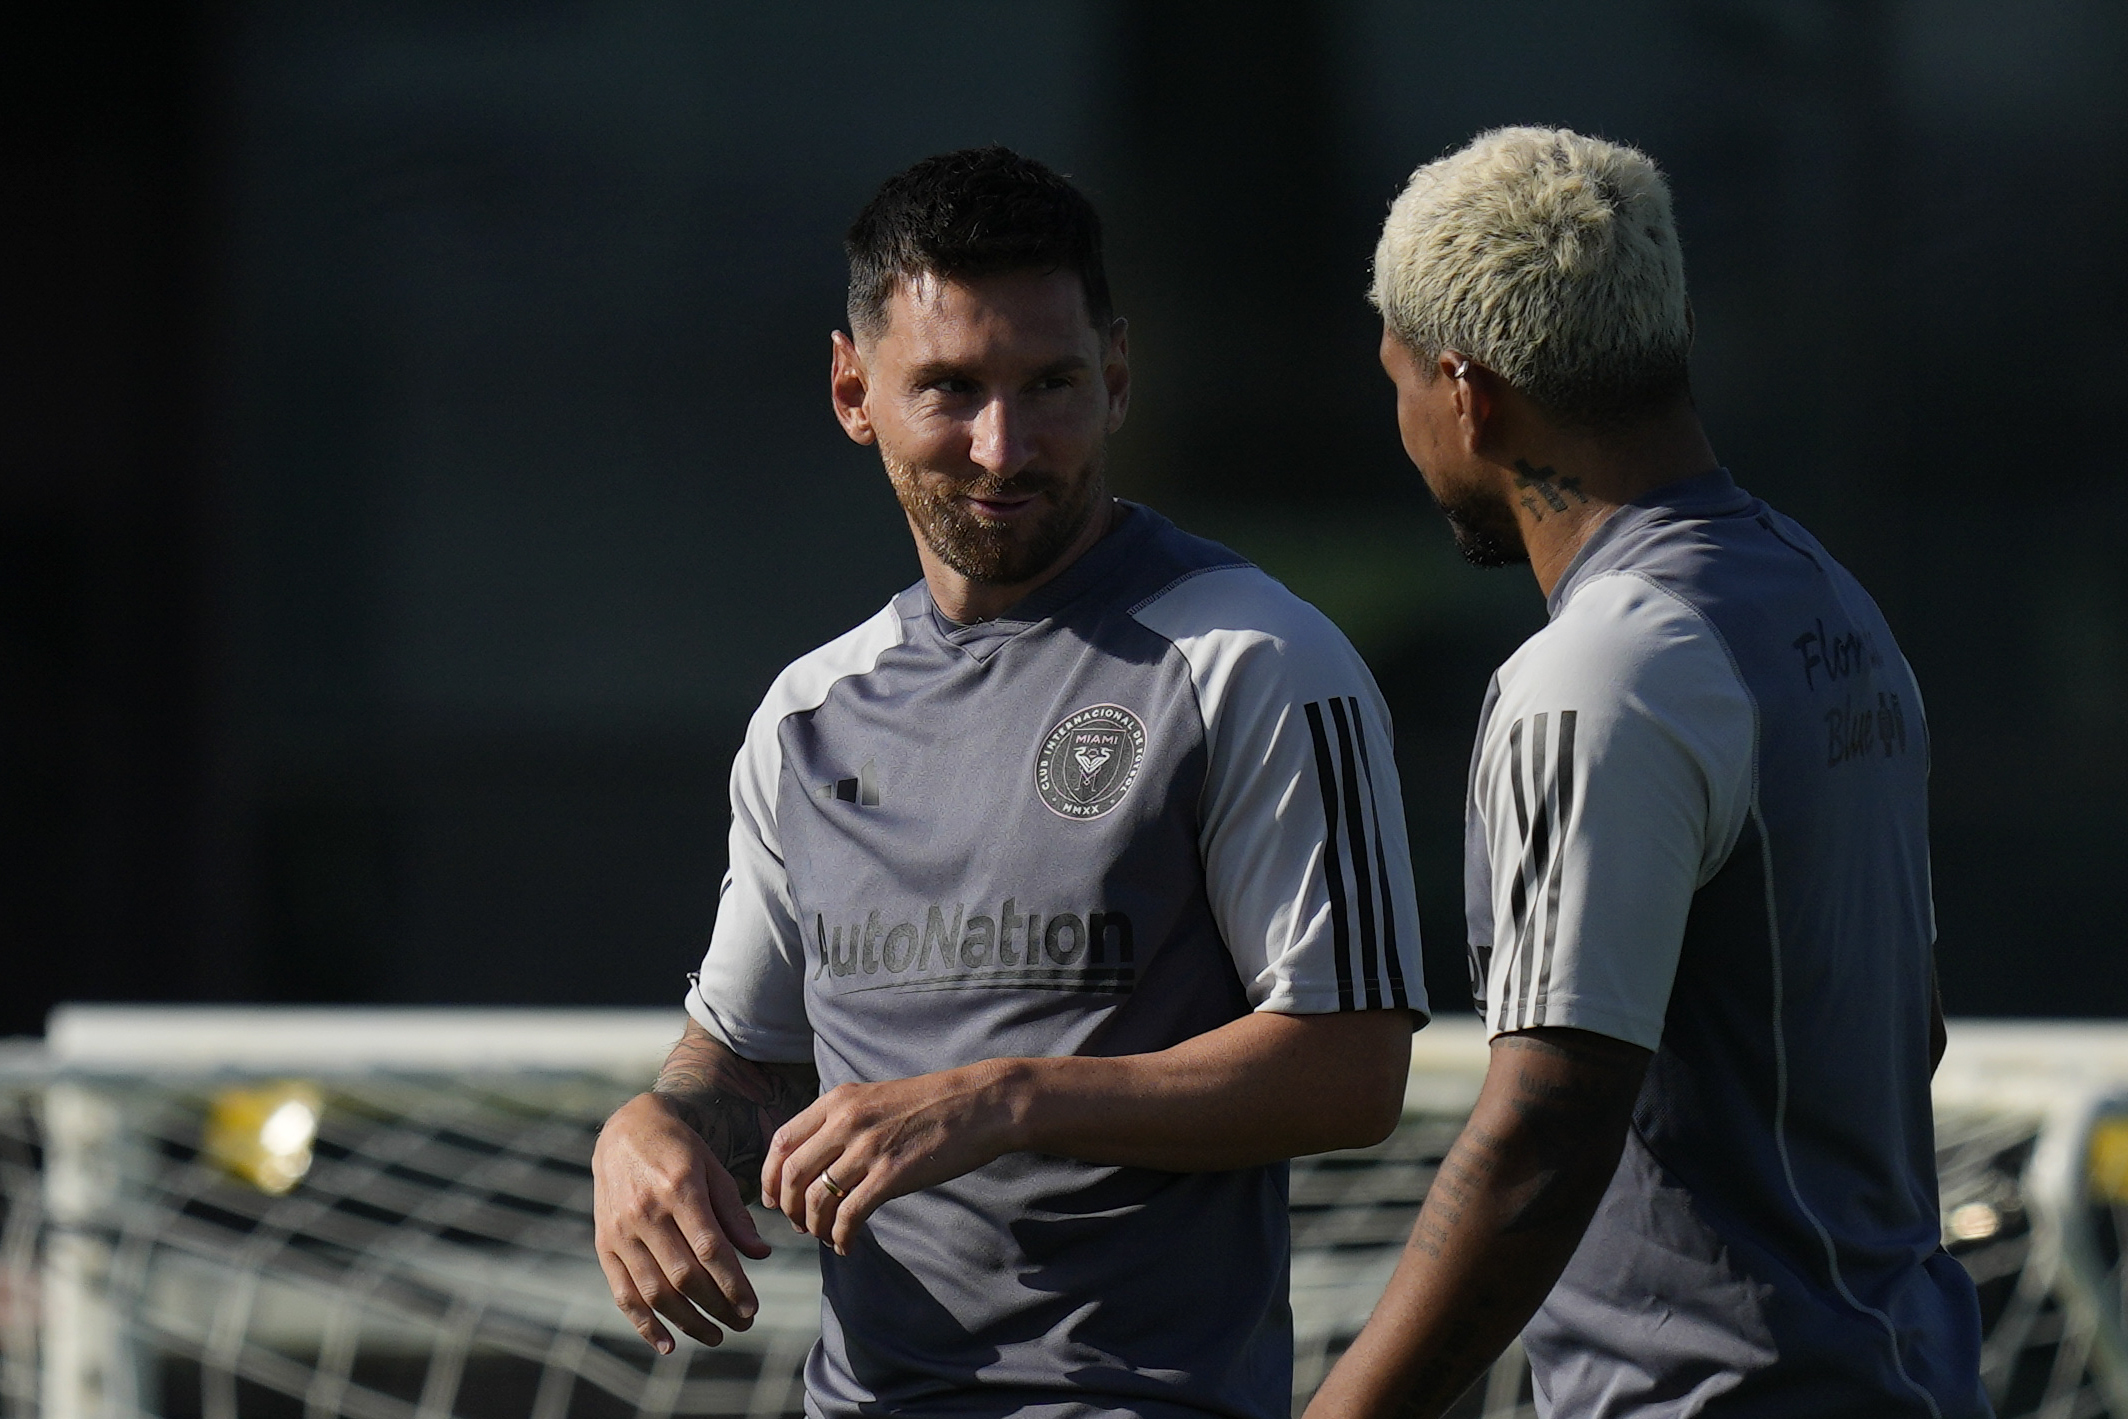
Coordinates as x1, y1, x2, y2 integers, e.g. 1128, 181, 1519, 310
830, 331, 875, 445
1441, 351, 1501, 457
1103, 317, 1131, 434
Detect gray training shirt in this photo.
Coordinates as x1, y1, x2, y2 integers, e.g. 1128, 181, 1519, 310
1465, 470, 1986, 1418
689, 504, 1427, 1419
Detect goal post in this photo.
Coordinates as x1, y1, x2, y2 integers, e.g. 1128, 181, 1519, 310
4, 1009, 2126, 1419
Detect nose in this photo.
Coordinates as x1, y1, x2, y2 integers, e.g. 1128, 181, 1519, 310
968, 395, 1034, 478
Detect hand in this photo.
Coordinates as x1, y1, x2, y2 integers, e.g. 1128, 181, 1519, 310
759, 1061, 1026, 1254
592, 1092, 773, 1354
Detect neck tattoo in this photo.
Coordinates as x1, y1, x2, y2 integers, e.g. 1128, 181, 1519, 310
1512, 457, 1589, 520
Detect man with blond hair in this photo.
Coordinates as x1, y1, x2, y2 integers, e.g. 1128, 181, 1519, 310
1306, 129, 1988, 1418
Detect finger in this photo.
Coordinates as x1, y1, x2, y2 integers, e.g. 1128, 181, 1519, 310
774, 1105, 856, 1233
774, 1132, 821, 1233
828, 1171, 891, 1256
759, 1126, 788, 1213
779, 1164, 812, 1234
598, 1246, 676, 1356
703, 1157, 772, 1262
765, 1107, 826, 1230
639, 1215, 754, 1333
620, 1237, 726, 1349
666, 1190, 761, 1325
805, 1160, 858, 1245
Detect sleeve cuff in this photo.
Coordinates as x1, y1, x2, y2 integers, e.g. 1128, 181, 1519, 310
682, 980, 816, 1064
1251, 983, 1431, 1027
1484, 994, 1662, 1051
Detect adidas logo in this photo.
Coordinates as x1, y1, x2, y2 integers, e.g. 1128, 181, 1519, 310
818, 758, 880, 807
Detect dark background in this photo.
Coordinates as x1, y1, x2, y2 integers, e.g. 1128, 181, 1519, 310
5, 0, 2124, 1036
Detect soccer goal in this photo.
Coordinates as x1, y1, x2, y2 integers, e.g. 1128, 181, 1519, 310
2, 1009, 2125, 1419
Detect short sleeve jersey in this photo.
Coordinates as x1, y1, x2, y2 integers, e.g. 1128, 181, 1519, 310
691, 504, 1426, 1419
1465, 470, 1986, 1418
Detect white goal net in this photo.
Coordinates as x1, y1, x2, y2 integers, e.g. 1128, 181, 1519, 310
2, 1009, 2125, 1419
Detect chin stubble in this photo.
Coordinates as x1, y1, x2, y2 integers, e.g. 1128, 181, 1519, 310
887, 452, 1106, 586
1431, 484, 1528, 570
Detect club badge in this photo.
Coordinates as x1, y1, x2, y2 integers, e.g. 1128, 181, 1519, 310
1036, 704, 1146, 820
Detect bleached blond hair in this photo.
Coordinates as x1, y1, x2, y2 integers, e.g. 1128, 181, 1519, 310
1372, 127, 1690, 427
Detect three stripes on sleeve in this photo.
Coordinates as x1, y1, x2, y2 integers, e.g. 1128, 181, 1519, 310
1302, 697, 1413, 1012
1476, 710, 1578, 1033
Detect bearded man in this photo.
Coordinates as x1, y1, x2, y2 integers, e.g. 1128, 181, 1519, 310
1306, 128, 1987, 1419
591, 146, 1427, 1419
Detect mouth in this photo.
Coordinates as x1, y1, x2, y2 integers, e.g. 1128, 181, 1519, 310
961, 489, 1045, 523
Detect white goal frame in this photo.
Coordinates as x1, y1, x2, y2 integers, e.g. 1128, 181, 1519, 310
13, 1007, 2128, 1419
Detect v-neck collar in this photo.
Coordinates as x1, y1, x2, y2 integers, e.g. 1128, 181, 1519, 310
927, 502, 1152, 656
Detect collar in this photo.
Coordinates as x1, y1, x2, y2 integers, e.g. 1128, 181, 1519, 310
928, 501, 1151, 650
1546, 467, 1748, 618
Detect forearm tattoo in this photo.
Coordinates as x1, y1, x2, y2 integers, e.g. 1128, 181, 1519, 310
653, 1027, 819, 1203
1389, 1031, 1646, 1417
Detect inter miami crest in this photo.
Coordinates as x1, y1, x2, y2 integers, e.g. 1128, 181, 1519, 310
1036, 704, 1146, 820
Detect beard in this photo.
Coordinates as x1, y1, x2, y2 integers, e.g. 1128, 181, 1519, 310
885, 448, 1108, 587
1430, 480, 1528, 569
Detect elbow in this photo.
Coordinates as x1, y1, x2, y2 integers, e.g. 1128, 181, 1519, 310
1348, 1075, 1408, 1150
1323, 1046, 1411, 1152
1275, 1007, 1416, 1156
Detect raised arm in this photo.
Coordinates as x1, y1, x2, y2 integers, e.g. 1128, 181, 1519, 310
758, 1006, 1414, 1254
1303, 1027, 1649, 1419
592, 1019, 819, 1353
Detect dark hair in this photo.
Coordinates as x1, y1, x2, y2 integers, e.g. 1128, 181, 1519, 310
844, 145, 1112, 341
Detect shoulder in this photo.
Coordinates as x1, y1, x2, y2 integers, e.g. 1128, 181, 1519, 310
730, 594, 913, 817
1503, 569, 1743, 709
1129, 560, 1370, 690
1491, 571, 1756, 793
1099, 502, 1251, 608
1107, 506, 1375, 702
749, 594, 913, 739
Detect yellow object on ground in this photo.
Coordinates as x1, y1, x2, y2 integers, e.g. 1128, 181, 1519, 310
202, 1081, 323, 1195
2089, 1113, 2128, 1203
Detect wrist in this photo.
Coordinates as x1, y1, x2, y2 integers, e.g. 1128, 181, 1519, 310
978, 1056, 1043, 1155
642, 1086, 716, 1143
